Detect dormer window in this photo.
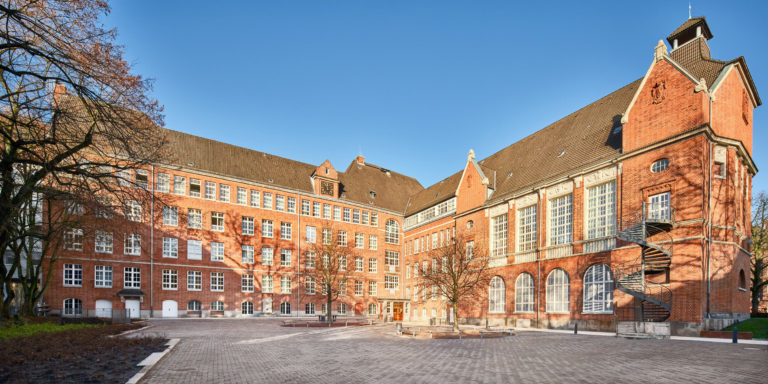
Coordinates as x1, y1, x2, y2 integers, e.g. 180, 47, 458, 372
370, 190, 376, 198
325, 167, 329, 175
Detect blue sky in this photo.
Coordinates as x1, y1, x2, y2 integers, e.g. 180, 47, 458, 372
105, 1, 767, 192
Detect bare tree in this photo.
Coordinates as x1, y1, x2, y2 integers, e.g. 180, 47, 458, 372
0, 0, 167, 318
303, 222, 360, 324
417, 234, 492, 331
750, 192, 768, 314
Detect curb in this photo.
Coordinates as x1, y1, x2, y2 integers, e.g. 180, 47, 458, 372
113, 323, 155, 338
126, 338, 180, 384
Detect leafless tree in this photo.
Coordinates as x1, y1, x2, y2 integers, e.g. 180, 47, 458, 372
417, 233, 492, 331
0, 0, 167, 318
303, 222, 360, 324
750, 192, 768, 314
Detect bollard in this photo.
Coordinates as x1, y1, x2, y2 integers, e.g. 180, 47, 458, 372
732, 327, 738, 344
574, 323, 578, 335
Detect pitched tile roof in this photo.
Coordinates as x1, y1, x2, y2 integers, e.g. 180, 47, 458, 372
667, 17, 713, 43
405, 171, 462, 216
339, 160, 423, 212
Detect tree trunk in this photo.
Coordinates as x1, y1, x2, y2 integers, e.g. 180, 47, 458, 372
327, 295, 332, 325
452, 301, 459, 332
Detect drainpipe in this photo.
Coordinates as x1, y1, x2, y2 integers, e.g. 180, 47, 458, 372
706, 142, 712, 318
296, 194, 300, 317
149, 164, 155, 317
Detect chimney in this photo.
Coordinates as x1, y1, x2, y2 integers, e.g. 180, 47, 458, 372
53, 83, 67, 105
356, 155, 365, 165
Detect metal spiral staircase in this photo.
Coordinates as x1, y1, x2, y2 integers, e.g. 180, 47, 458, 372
615, 202, 674, 322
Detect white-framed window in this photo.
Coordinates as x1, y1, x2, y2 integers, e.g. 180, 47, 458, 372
187, 271, 202, 291
651, 158, 669, 173
338, 279, 347, 296
385, 220, 399, 244
648, 192, 671, 220
352, 209, 360, 224
204, 181, 216, 200
305, 303, 316, 315
385, 251, 399, 267
135, 169, 149, 189
406, 264, 411, 279
242, 274, 254, 292
338, 230, 347, 247
188, 208, 202, 229
369, 235, 377, 250
124, 267, 141, 289
517, 205, 536, 252
280, 222, 292, 240
163, 206, 178, 226
338, 255, 347, 271
515, 273, 535, 313
211, 272, 224, 292
124, 233, 141, 256
156, 173, 170, 193
301, 200, 310, 215
413, 263, 418, 278
355, 233, 364, 248
546, 268, 569, 313
63, 298, 82, 316
343, 207, 351, 222
189, 178, 202, 197
162, 269, 178, 290
125, 200, 142, 222
63, 263, 82, 287
275, 195, 285, 211
116, 169, 131, 187
219, 184, 230, 202
280, 250, 291, 267
354, 280, 363, 296
369, 258, 377, 273
211, 242, 225, 262
586, 182, 616, 239
370, 213, 378, 227
262, 275, 273, 293
95, 231, 113, 253
242, 216, 254, 236
188, 300, 201, 311
280, 276, 291, 293
487, 214, 508, 257
250, 190, 260, 207
385, 275, 399, 289
211, 212, 224, 232
287, 197, 296, 213
262, 219, 273, 238
355, 257, 364, 272
333, 206, 341, 221
237, 187, 248, 205
432, 233, 438, 250
242, 301, 254, 315
369, 281, 377, 296
305, 252, 316, 269
306, 226, 316, 243
362, 211, 369, 225
322, 229, 332, 245
263, 192, 273, 209
322, 204, 331, 219
94, 265, 112, 288
242, 245, 254, 264
173, 175, 186, 195
549, 195, 572, 245
583, 264, 614, 313
262, 247, 274, 266
162, 237, 178, 258
187, 240, 202, 260
281, 302, 291, 315
368, 303, 377, 315
305, 277, 316, 295
211, 301, 224, 311
489, 276, 505, 313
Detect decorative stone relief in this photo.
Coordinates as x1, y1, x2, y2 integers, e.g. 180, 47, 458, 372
546, 181, 573, 199
514, 193, 538, 208
584, 167, 617, 188
651, 79, 666, 104
489, 203, 508, 217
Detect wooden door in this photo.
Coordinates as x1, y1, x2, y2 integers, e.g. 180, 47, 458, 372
393, 302, 404, 321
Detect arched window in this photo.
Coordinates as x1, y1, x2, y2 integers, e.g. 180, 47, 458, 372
188, 300, 201, 311
242, 301, 253, 315
739, 269, 747, 290
63, 298, 82, 317
489, 276, 505, 313
546, 269, 570, 313
651, 159, 670, 173
211, 301, 224, 311
583, 264, 614, 313
368, 303, 377, 315
385, 220, 400, 244
280, 302, 291, 314
515, 273, 535, 313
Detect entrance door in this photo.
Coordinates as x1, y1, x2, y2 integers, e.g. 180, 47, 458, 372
95, 300, 112, 318
125, 299, 140, 319
393, 302, 404, 321
162, 300, 178, 318
262, 297, 273, 314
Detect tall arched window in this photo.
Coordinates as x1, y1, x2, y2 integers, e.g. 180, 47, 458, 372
489, 276, 505, 313
63, 298, 82, 316
739, 269, 747, 290
385, 220, 400, 244
242, 301, 254, 315
546, 268, 569, 313
211, 300, 224, 311
583, 264, 613, 313
515, 273, 535, 313
188, 300, 201, 311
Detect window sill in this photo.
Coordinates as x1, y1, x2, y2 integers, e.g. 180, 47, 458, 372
545, 312, 570, 315
162, 288, 178, 291
514, 311, 534, 314
582, 311, 612, 315
738, 287, 747, 292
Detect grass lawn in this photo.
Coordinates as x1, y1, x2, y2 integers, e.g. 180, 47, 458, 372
0, 321, 101, 340
723, 318, 768, 339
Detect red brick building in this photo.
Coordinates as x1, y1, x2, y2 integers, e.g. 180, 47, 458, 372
43, 18, 759, 335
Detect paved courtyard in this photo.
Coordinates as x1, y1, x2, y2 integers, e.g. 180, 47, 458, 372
136, 319, 768, 383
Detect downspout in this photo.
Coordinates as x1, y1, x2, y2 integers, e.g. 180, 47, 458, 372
535, 193, 542, 328
706, 91, 714, 319
296, 194, 301, 317
150, 165, 155, 317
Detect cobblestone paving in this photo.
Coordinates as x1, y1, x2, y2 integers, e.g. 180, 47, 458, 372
137, 319, 768, 384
